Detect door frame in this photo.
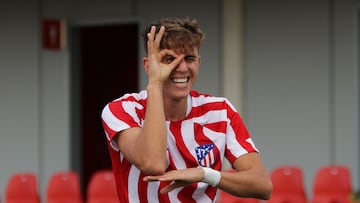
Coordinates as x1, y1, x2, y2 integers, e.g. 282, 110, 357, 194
68, 18, 141, 195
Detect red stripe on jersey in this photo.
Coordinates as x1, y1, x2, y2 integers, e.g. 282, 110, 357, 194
230, 112, 256, 150
226, 107, 257, 163
225, 149, 237, 163
205, 185, 217, 200
108, 100, 139, 126
101, 120, 118, 140
107, 142, 129, 202
178, 183, 197, 203
187, 101, 225, 119
169, 122, 198, 168
157, 151, 175, 203
204, 121, 227, 134
159, 181, 171, 203
138, 173, 148, 203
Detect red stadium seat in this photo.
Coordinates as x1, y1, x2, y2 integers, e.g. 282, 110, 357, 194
265, 165, 307, 203
5, 172, 40, 203
310, 165, 352, 203
46, 171, 83, 203
87, 170, 118, 203
217, 190, 261, 203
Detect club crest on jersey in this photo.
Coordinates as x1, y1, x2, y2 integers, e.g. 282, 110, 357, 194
195, 144, 216, 167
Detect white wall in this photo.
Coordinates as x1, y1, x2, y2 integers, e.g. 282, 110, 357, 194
0, 0, 42, 198
244, 0, 359, 197
0, 0, 358, 201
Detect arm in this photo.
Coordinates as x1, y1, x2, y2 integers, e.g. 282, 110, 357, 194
116, 83, 167, 175
217, 153, 272, 199
116, 26, 184, 175
143, 152, 272, 200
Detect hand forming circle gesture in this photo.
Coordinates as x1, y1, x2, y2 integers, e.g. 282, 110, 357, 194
145, 26, 185, 85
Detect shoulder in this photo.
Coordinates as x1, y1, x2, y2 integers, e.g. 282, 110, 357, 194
102, 90, 147, 115
106, 90, 147, 106
115, 90, 147, 102
190, 90, 235, 110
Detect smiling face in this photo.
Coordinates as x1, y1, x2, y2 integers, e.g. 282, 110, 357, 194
141, 18, 205, 102
163, 47, 201, 101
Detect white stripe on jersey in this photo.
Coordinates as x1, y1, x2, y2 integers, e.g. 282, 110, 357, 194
192, 182, 213, 202
168, 187, 182, 202
225, 117, 254, 157
191, 94, 227, 107
122, 101, 144, 125
128, 165, 140, 203
147, 181, 160, 202
246, 138, 258, 151
102, 104, 131, 135
118, 90, 148, 101
104, 131, 120, 152
167, 123, 187, 169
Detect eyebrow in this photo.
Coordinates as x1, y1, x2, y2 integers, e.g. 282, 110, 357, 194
184, 54, 198, 58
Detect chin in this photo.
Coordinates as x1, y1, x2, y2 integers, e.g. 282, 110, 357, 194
166, 89, 190, 101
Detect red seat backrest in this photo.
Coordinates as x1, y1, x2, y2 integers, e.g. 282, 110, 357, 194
46, 171, 83, 203
87, 170, 118, 203
5, 172, 40, 203
265, 165, 307, 203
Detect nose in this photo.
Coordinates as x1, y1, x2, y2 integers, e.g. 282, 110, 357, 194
175, 58, 188, 72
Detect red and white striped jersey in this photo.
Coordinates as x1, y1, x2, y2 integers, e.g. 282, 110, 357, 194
101, 90, 258, 203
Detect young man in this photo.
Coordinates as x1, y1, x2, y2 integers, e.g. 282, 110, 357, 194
101, 17, 272, 202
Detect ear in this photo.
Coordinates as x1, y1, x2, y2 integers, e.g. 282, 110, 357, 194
142, 57, 149, 72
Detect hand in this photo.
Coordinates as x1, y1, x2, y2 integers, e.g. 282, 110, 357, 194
143, 167, 204, 194
145, 26, 185, 85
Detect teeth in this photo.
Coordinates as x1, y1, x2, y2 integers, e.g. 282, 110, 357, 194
172, 77, 188, 83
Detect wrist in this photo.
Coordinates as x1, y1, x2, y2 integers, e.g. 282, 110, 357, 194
147, 80, 164, 89
199, 166, 221, 187
146, 81, 163, 93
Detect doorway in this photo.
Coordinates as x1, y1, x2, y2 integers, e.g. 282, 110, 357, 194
70, 22, 139, 198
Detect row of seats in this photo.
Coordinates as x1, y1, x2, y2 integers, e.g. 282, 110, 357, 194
1, 165, 358, 203
217, 164, 358, 203
3, 169, 117, 203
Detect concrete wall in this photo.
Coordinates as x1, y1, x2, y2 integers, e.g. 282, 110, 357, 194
245, 0, 359, 197
0, 0, 42, 197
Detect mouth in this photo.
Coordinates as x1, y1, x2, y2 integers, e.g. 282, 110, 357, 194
171, 77, 190, 84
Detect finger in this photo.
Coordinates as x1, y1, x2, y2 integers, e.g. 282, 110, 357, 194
160, 185, 172, 194
169, 53, 185, 68
154, 26, 165, 49
143, 175, 159, 182
147, 26, 157, 53
160, 182, 181, 194
158, 49, 185, 67
160, 180, 190, 194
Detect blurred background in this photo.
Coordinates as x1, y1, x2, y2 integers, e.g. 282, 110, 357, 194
0, 0, 358, 201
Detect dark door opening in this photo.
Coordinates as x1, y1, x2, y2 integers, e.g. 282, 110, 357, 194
70, 23, 139, 199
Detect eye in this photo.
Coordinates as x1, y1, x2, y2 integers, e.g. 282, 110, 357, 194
185, 55, 197, 62
163, 55, 175, 64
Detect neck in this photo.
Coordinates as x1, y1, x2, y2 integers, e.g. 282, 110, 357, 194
164, 97, 188, 121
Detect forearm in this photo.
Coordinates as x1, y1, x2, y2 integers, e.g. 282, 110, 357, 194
132, 82, 168, 174
217, 170, 272, 200
143, 165, 272, 199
